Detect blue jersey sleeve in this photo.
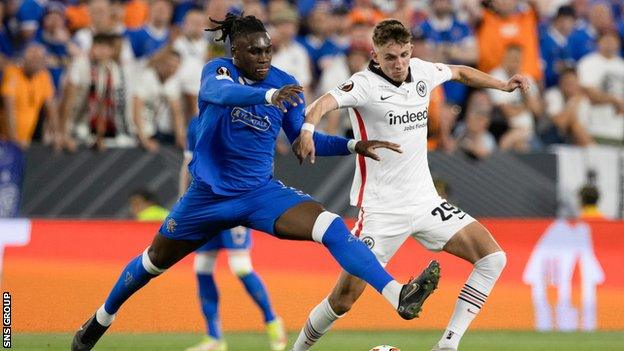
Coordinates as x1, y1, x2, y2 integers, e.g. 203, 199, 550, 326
198, 61, 269, 106
281, 96, 350, 156
186, 117, 199, 152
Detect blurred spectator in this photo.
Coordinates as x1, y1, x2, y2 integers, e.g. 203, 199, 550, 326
204, 0, 233, 59
541, 67, 593, 146
297, 3, 344, 82
577, 31, 624, 144
132, 48, 184, 152
171, 0, 202, 28
419, 0, 477, 105
0, 2, 13, 72
123, 0, 149, 30
269, 5, 312, 96
1, 44, 61, 150
128, 188, 169, 221
173, 8, 208, 118
63, 33, 134, 151
13, 0, 47, 46
126, 0, 172, 60
489, 44, 542, 152
65, 0, 90, 32
578, 183, 603, 219
454, 90, 497, 159
243, 0, 268, 24
540, 5, 576, 88
569, 2, 616, 61
348, 0, 385, 26
35, 2, 72, 93
475, 0, 543, 82
73, 0, 114, 53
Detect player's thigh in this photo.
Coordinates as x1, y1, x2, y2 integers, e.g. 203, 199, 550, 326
148, 232, 206, 269
353, 208, 414, 265
412, 197, 476, 253
443, 221, 502, 264
244, 180, 321, 240
273, 201, 324, 240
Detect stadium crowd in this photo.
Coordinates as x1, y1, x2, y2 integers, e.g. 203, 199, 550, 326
0, 0, 623, 159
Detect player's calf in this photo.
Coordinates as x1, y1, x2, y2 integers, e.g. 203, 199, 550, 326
72, 248, 167, 350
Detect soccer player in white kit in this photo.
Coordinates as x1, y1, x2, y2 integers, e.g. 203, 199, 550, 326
291, 19, 530, 351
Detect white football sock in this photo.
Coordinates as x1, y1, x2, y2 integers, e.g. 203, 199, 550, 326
96, 304, 116, 327
381, 280, 402, 309
293, 298, 341, 350
438, 251, 506, 350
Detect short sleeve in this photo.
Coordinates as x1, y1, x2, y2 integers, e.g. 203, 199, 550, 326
328, 72, 371, 108
416, 59, 452, 91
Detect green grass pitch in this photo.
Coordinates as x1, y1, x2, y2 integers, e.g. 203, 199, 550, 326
12, 330, 624, 350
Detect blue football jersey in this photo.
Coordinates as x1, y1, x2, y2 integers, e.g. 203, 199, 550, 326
126, 26, 169, 59
189, 58, 350, 196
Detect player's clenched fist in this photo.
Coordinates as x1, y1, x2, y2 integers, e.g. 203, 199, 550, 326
271, 84, 304, 112
292, 130, 316, 164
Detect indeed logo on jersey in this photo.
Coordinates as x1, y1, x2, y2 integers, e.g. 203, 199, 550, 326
231, 107, 271, 131
386, 108, 428, 126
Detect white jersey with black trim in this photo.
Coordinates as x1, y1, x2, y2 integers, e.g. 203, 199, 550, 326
329, 58, 452, 209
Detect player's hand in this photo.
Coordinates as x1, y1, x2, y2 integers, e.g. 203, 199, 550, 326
502, 74, 530, 93
292, 131, 315, 164
355, 140, 402, 161
272, 85, 304, 113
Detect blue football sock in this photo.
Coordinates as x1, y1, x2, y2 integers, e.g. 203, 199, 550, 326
321, 217, 393, 293
197, 273, 222, 339
104, 254, 157, 314
239, 272, 276, 323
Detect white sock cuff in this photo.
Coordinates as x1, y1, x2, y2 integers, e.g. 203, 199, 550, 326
321, 298, 342, 319
194, 251, 217, 274
142, 248, 166, 275
96, 304, 116, 327
468, 251, 506, 294
474, 251, 506, 268
311, 212, 340, 243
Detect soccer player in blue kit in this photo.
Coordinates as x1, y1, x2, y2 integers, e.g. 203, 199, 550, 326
72, 13, 440, 351
182, 117, 286, 351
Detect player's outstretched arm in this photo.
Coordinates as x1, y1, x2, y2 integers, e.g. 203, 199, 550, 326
449, 65, 530, 93
292, 93, 340, 163
198, 63, 302, 108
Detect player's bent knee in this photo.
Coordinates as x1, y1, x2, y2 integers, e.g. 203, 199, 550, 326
228, 252, 253, 277
312, 211, 341, 243
142, 248, 167, 275
194, 251, 218, 274
475, 251, 507, 280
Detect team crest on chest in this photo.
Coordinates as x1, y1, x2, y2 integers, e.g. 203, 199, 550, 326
416, 81, 427, 97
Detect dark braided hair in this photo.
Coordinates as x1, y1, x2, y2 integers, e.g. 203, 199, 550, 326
206, 12, 267, 43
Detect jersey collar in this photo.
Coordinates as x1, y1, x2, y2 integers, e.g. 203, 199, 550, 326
367, 60, 412, 88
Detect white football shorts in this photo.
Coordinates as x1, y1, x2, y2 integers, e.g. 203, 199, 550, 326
351, 196, 475, 264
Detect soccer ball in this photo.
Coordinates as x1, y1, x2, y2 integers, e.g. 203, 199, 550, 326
369, 346, 400, 351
